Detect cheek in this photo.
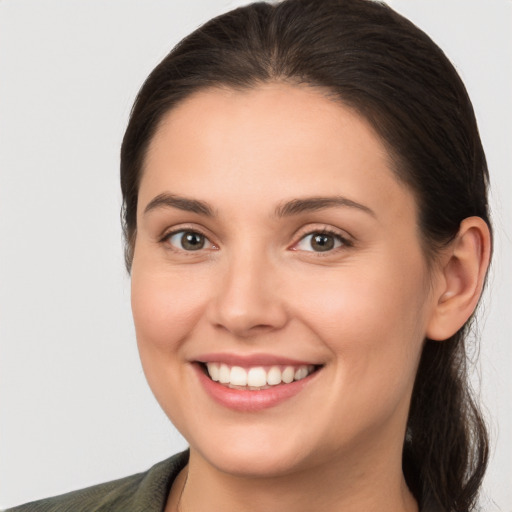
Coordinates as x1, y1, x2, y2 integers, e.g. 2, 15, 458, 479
290, 262, 429, 438
298, 266, 425, 328
290, 257, 429, 377
130, 264, 209, 355
130, 264, 212, 425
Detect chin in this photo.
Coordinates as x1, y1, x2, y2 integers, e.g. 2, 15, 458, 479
197, 443, 307, 478
185, 421, 328, 478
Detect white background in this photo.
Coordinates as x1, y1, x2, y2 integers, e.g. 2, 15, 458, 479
0, 0, 510, 510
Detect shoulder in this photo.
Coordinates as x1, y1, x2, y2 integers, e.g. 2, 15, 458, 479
4, 451, 189, 512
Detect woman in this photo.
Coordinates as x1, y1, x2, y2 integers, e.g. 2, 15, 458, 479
6, 0, 493, 511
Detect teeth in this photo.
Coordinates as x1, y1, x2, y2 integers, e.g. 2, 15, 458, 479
219, 363, 230, 383
207, 362, 220, 381
295, 367, 308, 380
205, 363, 315, 389
267, 366, 282, 385
230, 366, 247, 386
281, 366, 295, 384
247, 367, 267, 387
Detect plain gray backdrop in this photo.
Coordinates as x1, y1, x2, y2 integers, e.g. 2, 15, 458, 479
1, 0, 511, 509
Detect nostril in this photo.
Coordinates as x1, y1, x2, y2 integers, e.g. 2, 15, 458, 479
212, 320, 280, 339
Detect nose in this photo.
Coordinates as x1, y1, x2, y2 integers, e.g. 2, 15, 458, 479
207, 249, 289, 338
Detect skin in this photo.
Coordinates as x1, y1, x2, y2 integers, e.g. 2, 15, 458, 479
130, 83, 490, 512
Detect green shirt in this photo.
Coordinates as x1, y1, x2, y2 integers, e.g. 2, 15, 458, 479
5, 451, 189, 512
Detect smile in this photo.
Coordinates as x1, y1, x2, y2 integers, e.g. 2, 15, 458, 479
194, 356, 323, 412
204, 362, 317, 390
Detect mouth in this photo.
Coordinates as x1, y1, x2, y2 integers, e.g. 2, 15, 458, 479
199, 362, 320, 391
192, 354, 324, 411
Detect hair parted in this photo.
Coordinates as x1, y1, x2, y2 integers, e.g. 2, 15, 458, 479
121, 1, 491, 510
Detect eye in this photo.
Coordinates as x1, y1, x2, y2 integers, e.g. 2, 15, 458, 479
166, 230, 213, 251
294, 231, 347, 252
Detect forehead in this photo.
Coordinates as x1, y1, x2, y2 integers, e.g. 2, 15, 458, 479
146, 83, 387, 166
140, 83, 416, 223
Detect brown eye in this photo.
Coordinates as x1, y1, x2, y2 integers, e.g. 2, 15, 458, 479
295, 232, 344, 252
311, 234, 335, 251
168, 231, 207, 251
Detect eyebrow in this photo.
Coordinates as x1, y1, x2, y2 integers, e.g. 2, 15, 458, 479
144, 193, 215, 217
143, 193, 375, 218
275, 196, 375, 218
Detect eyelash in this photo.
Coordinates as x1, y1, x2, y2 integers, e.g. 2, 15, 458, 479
160, 226, 353, 254
161, 227, 217, 253
291, 228, 353, 254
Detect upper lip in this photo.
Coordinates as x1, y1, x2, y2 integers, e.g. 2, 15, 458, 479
193, 353, 322, 367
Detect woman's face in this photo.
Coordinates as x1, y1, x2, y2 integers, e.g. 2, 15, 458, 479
131, 83, 440, 477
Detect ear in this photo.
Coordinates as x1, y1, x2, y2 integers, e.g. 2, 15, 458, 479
426, 217, 491, 341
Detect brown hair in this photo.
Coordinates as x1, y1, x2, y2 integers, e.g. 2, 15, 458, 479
121, 1, 491, 510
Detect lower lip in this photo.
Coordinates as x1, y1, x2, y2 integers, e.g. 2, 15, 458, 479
193, 364, 319, 412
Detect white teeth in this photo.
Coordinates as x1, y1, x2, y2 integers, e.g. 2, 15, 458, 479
266, 366, 282, 386
247, 367, 267, 387
230, 366, 247, 386
294, 367, 308, 381
206, 362, 220, 381
281, 366, 295, 384
204, 362, 315, 389
219, 363, 230, 384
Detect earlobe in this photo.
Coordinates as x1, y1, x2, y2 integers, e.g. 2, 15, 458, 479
426, 217, 491, 341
